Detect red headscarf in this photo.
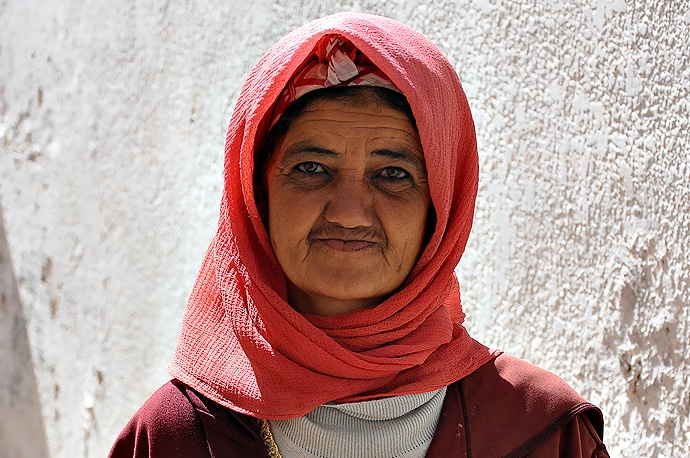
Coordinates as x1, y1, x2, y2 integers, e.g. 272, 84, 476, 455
167, 12, 499, 420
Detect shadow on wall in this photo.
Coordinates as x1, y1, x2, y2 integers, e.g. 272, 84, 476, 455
0, 205, 50, 458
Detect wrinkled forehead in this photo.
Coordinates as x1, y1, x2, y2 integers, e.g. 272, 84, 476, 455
273, 93, 425, 170
259, 84, 419, 156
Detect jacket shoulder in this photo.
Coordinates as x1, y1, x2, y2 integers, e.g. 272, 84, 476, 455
460, 353, 605, 457
108, 380, 209, 457
109, 380, 268, 458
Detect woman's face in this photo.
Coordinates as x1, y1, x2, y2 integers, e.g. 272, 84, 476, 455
265, 96, 431, 316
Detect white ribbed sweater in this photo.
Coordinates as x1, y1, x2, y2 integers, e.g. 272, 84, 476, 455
268, 387, 447, 458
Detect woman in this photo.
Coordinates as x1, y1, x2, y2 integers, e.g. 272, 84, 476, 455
110, 13, 608, 457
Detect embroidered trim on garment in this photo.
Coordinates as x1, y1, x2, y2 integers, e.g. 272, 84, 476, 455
259, 418, 282, 458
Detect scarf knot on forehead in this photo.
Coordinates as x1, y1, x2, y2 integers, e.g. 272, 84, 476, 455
167, 13, 498, 420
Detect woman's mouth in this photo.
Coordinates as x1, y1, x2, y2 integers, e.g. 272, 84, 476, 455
319, 239, 378, 252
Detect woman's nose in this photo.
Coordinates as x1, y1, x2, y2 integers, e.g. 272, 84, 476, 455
323, 178, 374, 229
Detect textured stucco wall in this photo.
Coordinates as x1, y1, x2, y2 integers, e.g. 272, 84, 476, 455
0, 209, 49, 458
1, 1, 688, 457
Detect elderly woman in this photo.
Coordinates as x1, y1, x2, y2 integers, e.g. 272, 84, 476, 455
109, 13, 608, 457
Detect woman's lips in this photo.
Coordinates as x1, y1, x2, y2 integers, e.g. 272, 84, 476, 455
319, 239, 378, 252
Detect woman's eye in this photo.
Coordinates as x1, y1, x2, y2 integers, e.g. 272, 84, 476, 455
379, 167, 410, 180
295, 162, 326, 174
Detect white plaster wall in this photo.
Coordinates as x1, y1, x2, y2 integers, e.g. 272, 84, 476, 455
0, 1, 687, 457
0, 207, 49, 458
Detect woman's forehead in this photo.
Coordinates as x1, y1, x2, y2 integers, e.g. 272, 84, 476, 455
276, 100, 425, 168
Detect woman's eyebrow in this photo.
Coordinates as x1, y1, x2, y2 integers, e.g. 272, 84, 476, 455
280, 143, 426, 173
281, 142, 339, 161
371, 149, 426, 173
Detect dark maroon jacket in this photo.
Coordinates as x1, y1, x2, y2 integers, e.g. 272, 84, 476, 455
109, 354, 608, 457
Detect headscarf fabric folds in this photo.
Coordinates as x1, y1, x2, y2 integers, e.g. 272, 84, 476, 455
270, 35, 400, 126
167, 12, 499, 420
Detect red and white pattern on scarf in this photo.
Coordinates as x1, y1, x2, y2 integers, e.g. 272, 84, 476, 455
270, 35, 400, 126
